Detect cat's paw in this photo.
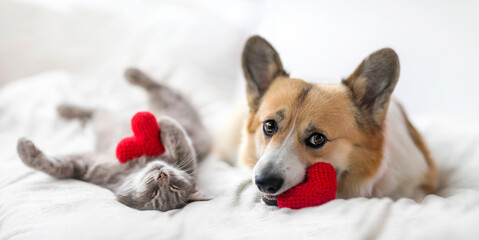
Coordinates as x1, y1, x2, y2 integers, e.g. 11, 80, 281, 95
158, 117, 196, 167
124, 68, 154, 88
57, 104, 92, 120
17, 138, 47, 168
158, 117, 185, 138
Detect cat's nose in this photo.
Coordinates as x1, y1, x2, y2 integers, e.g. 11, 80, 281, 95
158, 172, 167, 180
254, 174, 283, 194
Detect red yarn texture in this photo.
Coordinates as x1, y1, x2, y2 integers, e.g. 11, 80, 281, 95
277, 162, 337, 209
116, 112, 165, 163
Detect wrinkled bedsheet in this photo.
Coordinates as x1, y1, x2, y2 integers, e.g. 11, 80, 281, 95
1, 69, 479, 240
1, 0, 479, 239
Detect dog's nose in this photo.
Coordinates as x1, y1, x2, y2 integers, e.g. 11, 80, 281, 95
255, 174, 284, 194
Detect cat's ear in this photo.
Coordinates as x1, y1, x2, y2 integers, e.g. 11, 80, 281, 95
187, 189, 212, 202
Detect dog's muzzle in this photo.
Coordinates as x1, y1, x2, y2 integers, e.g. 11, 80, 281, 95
262, 194, 278, 206
254, 174, 284, 194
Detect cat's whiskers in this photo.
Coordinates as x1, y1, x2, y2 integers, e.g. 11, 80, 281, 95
184, 154, 209, 175
177, 151, 199, 171
146, 177, 155, 185
180, 151, 200, 166
177, 158, 193, 171
181, 165, 203, 177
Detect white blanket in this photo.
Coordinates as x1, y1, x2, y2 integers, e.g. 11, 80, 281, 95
2, 1, 479, 239
2, 65, 479, 240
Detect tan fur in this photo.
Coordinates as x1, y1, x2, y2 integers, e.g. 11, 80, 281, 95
398, 104, 438, 194
239, 78, 436, 198
238, 36, 437, 199
239, 76, 393, 197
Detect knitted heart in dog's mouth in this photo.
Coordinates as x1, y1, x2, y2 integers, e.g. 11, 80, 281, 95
116, 112, 166, 163
276, 162, 337, 209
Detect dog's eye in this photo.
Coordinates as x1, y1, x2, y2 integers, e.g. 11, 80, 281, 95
263, 120, 278, 136
306, 133, 327, 148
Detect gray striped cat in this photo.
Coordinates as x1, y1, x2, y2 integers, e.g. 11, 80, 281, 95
16, 68, 212, 211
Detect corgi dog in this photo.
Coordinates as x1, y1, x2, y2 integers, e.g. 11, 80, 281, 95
238, 36, 437, 205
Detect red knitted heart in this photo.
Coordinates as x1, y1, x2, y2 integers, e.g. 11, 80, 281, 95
277, 162, 337, 209
116, 112, 165, 163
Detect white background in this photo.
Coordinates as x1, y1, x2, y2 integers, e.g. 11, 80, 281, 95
1, 0, 478, 117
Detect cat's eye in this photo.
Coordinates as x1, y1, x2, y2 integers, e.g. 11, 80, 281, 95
263, 120, 278, 136
151, 189, 160, 198
306, 133, 327, 148
170, 185, 181, 191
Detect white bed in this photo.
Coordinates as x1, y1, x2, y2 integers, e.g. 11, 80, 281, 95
1, 0, 479, 239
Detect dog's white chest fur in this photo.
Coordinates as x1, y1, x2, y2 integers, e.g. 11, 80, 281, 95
367, 99, 428, 200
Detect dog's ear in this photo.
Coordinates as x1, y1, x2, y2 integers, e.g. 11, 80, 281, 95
242, 35, 288, 111
342, 48, 400, 129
